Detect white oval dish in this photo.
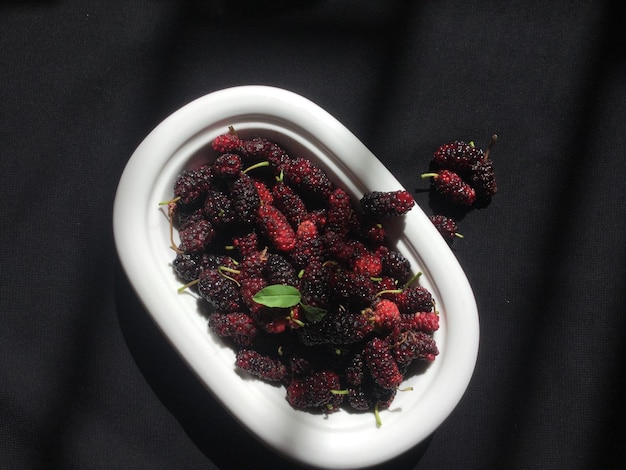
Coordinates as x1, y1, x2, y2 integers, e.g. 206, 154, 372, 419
113, 86, 479, 469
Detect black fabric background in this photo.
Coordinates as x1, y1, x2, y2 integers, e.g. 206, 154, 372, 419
2, 1, 626, 469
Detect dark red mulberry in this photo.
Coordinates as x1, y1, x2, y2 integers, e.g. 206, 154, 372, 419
388, 329, 439, 365
173, 164, 213, 207
198, 268, 242, 312
212, 128, 242, 154
203, 190, 235, 228
363, 337, 404, 390
271, 180, 308, 229
432, 140, 483, 174
235, 349, 287, 382
283, 157, 335, 200
430, 215, 462, 241
286, 370, 343, 412
230, 173, 260, 225
297, 307, 374, 346
212, 153, 243, 179
326, 187, 353, 237
179, 219, 215, 254
400, 311, 440, 333
421, 170, 476, 207
208, 311, 258, 347
360, 190, 415, 217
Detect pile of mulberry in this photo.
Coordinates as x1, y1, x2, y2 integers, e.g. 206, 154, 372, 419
162, 128, 441, 423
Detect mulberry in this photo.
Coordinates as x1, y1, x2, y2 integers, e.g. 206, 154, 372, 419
212, 153, 243, 179
179, 219, 215, 254
235, 349, 287, 382
271, 180, 308, 229
198, 268, 242, 313
203, 190, 235, 228
388, 329, 439, 365
173, 164, 213, 207
286, 370, 343, 412
421, 170, 476, 207
432, 140, 483, 174
363, 337, 404, 390
257, 204, 297, 253
212, 128, 242, 154
208, 311, 258, 347
283, 157, 335, 200
230, 173, 260, 225
430, 215, 462, 241
360, 190, 415, 218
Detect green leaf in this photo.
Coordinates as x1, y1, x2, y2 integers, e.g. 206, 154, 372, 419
300, 303, 327, 323
252, 284, 301, 308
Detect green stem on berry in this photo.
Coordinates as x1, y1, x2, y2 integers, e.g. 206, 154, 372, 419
330, 389, 350, 395
242, 161, 270, 174
375, 288, 402, 297
374, 401, 383, 428
420, 172, 439, 179
455, 232, 464, 239
177, 278, 199, 293
402, 271, 423, 289
217, 266, 241, 286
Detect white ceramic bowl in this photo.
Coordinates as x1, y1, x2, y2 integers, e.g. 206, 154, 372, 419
113, 86, 479, 469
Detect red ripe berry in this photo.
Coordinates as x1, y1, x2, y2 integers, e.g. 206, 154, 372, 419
359, 190, 415, 218
208, 311, 258, 347
235, 349, 287, 382
240, 137, 291, 171
286, 370, 343, 411
239, 276, 267, 315
212, 129, 242, 154
290, 219, 324, 269
430, 215, 462, 242
351, 249, 383, 277
257, 204, 297, 252
253, 179, 274, 205
363, 337, 404, 390
421, 170, 476, 207
366, 298, 401, 332
400, 311, 440, 333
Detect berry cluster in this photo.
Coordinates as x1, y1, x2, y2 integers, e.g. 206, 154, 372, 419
162, 128, 439, 424
422, 136, 498, 242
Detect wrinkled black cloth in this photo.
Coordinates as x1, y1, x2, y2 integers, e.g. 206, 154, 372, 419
2, 1, 625, 469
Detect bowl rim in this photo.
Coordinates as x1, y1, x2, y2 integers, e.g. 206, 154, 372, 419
113, 85, 479, 469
